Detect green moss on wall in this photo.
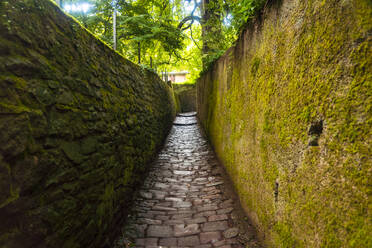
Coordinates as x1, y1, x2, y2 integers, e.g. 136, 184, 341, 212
173, 83, 197, 112
0, 0, 176, 247
197, 0, 371, 247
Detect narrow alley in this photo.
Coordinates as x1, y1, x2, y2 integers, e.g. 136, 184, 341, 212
1, 1, 369, 247
120, 113, 261, 248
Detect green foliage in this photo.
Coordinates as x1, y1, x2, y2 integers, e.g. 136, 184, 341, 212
225, 0, 266, 32
63, 0, 186, 71
201, 49, 225, 73
201, 0, 267, 69
61, 0, 268, 81
119, 14, 184, 52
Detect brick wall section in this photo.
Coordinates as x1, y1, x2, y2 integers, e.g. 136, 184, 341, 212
0, 0, 176, 247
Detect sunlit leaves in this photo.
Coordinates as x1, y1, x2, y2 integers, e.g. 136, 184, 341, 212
225, 0, 266, 32
62, 0, 266, 82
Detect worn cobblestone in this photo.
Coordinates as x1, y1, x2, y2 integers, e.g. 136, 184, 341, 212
121, 113, 260, 247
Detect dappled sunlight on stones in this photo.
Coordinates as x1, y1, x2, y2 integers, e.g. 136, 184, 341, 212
174, 224, 200, 237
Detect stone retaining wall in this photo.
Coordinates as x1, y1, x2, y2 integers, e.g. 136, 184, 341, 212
0, 0, 176, 247
173, 83, 196, 112
197, 0, 371, 247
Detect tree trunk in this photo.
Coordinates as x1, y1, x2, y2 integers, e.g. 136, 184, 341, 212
113, 8, 117, 50
138, 42, 141, 64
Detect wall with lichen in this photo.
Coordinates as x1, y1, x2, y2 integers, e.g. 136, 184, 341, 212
0, 0, 176, 247
197, 0, 371, 247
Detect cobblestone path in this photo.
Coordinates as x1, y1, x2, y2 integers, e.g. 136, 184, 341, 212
120, 113, 261, 248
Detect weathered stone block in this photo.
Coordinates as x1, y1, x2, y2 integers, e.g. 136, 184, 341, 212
202, 221, 228, 232
200, 231, 221, 244
147, 225, 173, 237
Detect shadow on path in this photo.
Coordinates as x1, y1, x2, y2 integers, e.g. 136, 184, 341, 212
116, 112, 262, 248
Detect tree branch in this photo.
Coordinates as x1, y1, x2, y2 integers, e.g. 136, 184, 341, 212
178, 15, 201, 30
190, 25, 201, 50
178, 0, 201, 30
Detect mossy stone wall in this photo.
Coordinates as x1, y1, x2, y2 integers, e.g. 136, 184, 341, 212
0, 0, 176, 247
173, 83, 196, 112
197, 0, 371, 247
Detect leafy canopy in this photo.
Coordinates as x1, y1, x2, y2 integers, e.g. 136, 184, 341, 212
56, 0, 266, 82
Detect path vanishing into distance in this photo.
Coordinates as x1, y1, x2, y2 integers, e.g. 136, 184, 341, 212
118, 113, 261, 248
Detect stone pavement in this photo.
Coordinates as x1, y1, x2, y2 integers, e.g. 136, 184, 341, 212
119, 113, 261, 248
